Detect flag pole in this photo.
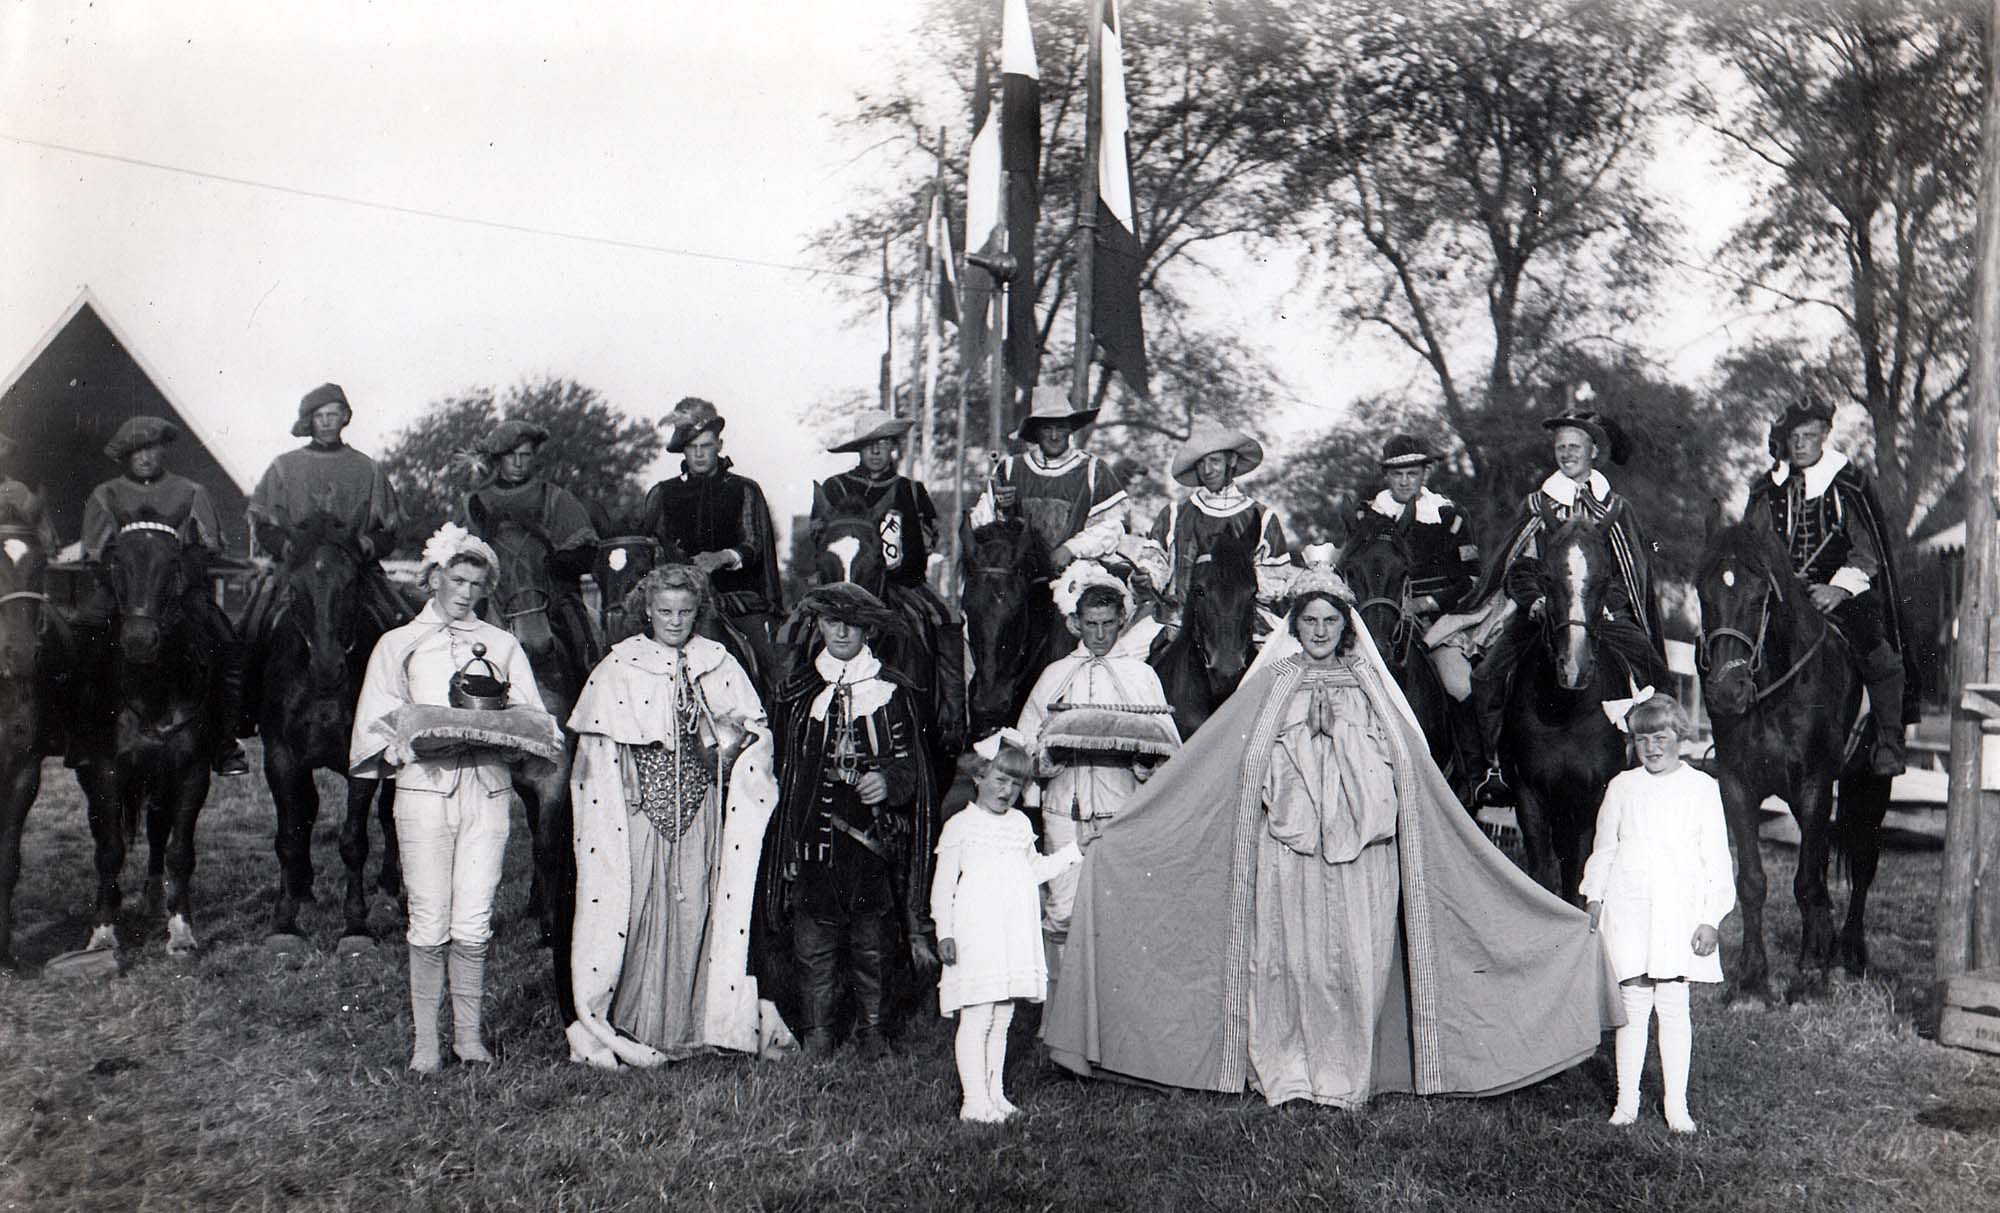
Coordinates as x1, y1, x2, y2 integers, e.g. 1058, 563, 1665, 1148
880, 233, 897, 414
1072, 0, 1107, 410
913, 192, 933, 483
988, 0, 1011, 455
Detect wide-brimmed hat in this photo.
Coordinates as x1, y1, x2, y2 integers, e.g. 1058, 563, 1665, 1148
292, 383, 351, 437
1011, 385, 1100, 443
104, 416, 180, 463
1170, 421, 1264, 487
798, 582, 897, 632
1770, 394, 1837, 448
827, 410, 915, 455
1378, 434, 1434, 468
664, 397, 725, 454
475, 419, 551, 458
1540, 408, 1610, 452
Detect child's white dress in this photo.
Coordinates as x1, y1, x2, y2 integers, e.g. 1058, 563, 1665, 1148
1579, 763, 1736, 983
930, 806, 1082, 1014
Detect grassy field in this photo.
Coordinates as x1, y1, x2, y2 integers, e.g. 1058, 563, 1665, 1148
1, 749, 1996, 1211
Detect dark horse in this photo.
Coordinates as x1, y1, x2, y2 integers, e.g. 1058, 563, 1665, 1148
1149, 527, 1260, 740
74, 515, 219, 955
258, 515, 401, 943
476, 508, 588, 1017
1340, 513, 1476, 800
0, 502, 68, 967
961, 517, 1069, 740
1498, 516, 1639, 899
1697, 514, 1889, 1005
592, 533, 770, 702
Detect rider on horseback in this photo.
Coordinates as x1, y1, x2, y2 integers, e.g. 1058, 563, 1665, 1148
967, 386, 1129, 570
0, 431, 59, 553
1353, 434, 1482, 700
74, 417, 250, 776
1151, 420, 1293, 641
641, 398, 786, 683
457, 418, 603, 666
242, 383, 410, 731
813, 410, 967, 755
1463, 401, 1665, 803
1744, 396, 1915, 776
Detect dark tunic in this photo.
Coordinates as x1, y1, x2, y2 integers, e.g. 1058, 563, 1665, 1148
980, 449, 1128, 558
641, 458, 784, 619
1474, 473, 1662, 655
1358, 489, 1481, 615
81, 472, 223, 561
459, 475, 603, 666
1151, 489, 1291, 607
248, 443, 400, 558
812, 470, 938, 590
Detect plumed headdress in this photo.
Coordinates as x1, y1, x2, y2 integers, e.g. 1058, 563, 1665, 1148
418, 521, 500, 584
1052, 559, 1131, 619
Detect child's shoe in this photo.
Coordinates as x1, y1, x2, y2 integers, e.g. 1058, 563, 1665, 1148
1608, 1100, 1638, 1127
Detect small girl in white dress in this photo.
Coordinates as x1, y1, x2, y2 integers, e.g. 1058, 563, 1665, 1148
931, 730, 1082, 1123
1581, 691, 1735, 1134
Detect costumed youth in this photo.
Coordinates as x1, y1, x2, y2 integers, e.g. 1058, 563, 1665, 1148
1042, 565, 1621, 1108
760, 582, 940, 1055
566, 565, 791, 1068
931, 730, 1082, 1123
351, 523, 553, 1072
1582, 691, 1734, 1134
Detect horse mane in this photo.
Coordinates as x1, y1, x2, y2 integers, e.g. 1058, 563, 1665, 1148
1700, 512, 1802, 613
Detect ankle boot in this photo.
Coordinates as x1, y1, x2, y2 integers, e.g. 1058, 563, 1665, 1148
448, 940, 494, 1064
408, 943, 447, 1073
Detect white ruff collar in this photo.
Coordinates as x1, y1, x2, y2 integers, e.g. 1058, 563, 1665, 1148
1539, 469, 1611, 509
1024, 448, 1086, 476
1770, 448, 1849, 500
1369, 488, 1445, 525
1189, 486, 1255, 517
809, 647, 893, 721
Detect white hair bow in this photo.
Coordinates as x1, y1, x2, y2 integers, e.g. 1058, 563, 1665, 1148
973, 727, 1033, 763
1600, 684, 1657, 733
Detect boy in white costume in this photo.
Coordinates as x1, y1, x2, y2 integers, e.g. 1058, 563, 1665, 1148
351, 523, 547, 1073
1016, 562, 1177, 963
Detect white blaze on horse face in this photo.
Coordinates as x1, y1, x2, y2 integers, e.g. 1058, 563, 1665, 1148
828, 535, 863, 581
1722, 569, 1736, 588
607, 547, 628, 573
1, 538, 26, 565
1564, 543, 1590, 622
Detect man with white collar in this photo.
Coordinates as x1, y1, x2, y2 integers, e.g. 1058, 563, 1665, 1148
1745, 396, 1914, 774
1015, 562, 1175, 965
1466, 404, 1662, 801
1150, 420, 1293, 635
968, 385, 1128, 569
1355, 434, 1482, 698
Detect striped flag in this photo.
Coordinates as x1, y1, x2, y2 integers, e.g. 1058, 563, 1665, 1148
1000, 0, 1041, 387
1092, 0, 1148, 394
928, 192, 959, 329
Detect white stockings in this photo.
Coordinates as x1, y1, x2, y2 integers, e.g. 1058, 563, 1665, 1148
955, 1000, 1017, 1123
1611, 980, 1696, 1133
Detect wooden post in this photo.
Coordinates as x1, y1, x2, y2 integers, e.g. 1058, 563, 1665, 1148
1938, 0, 2000, 983
1071, 0, 1106, 410
987, 0, 1011, 455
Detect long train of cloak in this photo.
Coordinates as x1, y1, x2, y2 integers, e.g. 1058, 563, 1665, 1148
1042, 655, 1622, 1100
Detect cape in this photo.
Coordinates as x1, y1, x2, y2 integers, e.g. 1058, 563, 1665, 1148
564, 635, 792, 1067
641, 460, 784, 619
1471, 483, 1662, 658
1042, 656, 1621, 1101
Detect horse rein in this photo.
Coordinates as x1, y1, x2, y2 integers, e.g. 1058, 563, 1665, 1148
1698, 569, 1827, 707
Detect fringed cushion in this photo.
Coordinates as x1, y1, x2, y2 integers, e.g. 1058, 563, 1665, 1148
1040, 703, 1181, 760
369, 704, 564, 771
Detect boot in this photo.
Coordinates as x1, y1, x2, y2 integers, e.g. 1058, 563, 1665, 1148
1860, 643, 1907, 777
448, 940, 494, 1064
408, 943, 447, 1073
1468, 671, 1511, 805
212, 639, 250, 776
849, 913, 891, 1059
793, 915, 843, 1053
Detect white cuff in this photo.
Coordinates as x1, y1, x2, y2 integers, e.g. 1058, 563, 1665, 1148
1828, 566, 1872, 597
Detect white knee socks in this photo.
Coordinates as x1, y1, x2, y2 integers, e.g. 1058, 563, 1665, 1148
986, 1001, 1017, 1116
1655, 980, 1696, 1134
408, 943, 447, 1074
1610, 983, 1654, 1126
449, 940, 493, 1064
955, 1003, 999, 1122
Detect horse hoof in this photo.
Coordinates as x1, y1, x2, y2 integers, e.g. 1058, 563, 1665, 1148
166, 916, 198, 957
85, 926, 119, 953
45, 948, 121, 980
264, 932, 310, 955
335, 935, 376, 958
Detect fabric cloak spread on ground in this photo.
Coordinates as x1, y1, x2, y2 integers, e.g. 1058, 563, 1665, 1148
1042, 654, 1622, 1102
565, 635, 793, 1068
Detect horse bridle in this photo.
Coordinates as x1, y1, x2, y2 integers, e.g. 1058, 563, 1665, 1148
1698, 567, 1826, 706
108, 519, 187, 626
279, 537, 365, 658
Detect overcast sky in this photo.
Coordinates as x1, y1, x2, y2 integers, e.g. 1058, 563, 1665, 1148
2, 1, 1754, 536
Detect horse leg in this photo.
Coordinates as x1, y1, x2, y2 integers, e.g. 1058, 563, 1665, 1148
142, 782, 168, 925
1788, 778, 1839, 1001
1512, 784, 1562, 896
1835, 774, 1891, 978
1717, 769, 1771, 1008
163, 766, 209, 955
546, 777, 577, 1025
78, 764, 124, 952
515, 777, 551, 946
266, 742, 315, 938
338, 775, 378, 938
0, 751, 39, 968
376, 780, 404, 901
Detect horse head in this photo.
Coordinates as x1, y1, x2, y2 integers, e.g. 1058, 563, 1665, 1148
105, 508, 191, 667
281, 513, 367, 688
962, 516, 1050, 738
475, 502, 558, 659
0, 503, 49, 682
811, 483, 890, 597
594, 535, 660, 644
1537, 514, 1619, 692
1696, 510, 1797, 718
1338, 513, 1414, 663
1185, 527, 1259, 696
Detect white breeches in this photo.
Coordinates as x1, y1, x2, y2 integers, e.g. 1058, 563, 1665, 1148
395, 786, 512, 947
